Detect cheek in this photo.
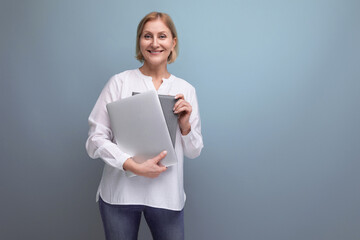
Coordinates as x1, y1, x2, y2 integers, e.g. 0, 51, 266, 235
166, 41, 174, 50
139, 40, 148, 48
139, 41, 144, 48
140, 44, 147, 53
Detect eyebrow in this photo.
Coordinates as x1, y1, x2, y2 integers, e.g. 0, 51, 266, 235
142, 31, 168, 34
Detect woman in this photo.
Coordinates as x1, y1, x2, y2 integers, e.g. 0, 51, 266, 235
85, 12, 203, 240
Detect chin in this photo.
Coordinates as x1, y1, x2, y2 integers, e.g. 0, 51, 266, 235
145, 59, 168, 66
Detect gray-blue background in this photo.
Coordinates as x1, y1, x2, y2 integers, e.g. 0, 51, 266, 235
1, 0, 359, 239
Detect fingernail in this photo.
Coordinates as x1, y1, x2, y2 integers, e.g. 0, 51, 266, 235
163, 151, 167, 154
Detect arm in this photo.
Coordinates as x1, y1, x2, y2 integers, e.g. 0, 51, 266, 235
174, 87, 204, 159
123, 151, 167, 178
85, 75, 131, 171
85, 75, 168, 177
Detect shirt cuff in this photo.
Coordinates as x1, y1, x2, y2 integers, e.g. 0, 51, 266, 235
102, 142, 132, 171
180, 129, 195, 142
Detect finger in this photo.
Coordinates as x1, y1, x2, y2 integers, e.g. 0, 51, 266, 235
174, 105, 191, 114
157, 166, 167, 174
174, 99, 192, 111
175, 107, 189, 115
173, 99, 185, 111
148, 166, 166, 178
152, 151, 167, 164
158, 164, 168, 171
174, 93, 184, 100
174, 101, 189, 111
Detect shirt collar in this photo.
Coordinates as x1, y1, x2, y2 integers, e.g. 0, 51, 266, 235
136, 68, 173, 83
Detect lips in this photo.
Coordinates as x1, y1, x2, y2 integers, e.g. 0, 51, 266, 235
147, 50, 164, 54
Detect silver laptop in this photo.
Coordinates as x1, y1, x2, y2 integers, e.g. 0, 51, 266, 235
106, 90, 178, 176
132, 92, 178, 148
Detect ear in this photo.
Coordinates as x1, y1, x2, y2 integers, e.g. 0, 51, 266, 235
172, 37, 177, 50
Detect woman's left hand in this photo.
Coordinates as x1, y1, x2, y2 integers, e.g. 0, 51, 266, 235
174, 93, 192, 135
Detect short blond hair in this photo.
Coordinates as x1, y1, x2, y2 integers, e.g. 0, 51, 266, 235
135, 12, 179, 64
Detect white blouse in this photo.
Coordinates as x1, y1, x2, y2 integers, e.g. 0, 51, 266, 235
85, 68, 203, 211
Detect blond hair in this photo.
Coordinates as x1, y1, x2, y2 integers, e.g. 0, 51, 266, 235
135, 12, 178, 64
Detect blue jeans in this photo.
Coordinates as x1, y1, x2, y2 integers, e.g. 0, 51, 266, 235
98, 196, 184, 240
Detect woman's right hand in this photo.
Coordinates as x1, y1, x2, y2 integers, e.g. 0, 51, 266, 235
123, 151, 168, 178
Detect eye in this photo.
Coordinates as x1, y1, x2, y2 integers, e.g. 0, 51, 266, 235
159, 34, 167, 39
144, 34, 152, 39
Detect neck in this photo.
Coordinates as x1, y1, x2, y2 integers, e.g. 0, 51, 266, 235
139, 62, 170, 81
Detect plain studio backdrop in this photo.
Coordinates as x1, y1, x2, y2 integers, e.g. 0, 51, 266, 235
1, 0, 359, 239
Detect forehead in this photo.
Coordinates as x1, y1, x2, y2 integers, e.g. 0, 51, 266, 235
142, 19, 171, 33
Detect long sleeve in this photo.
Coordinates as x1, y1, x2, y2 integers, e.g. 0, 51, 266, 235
86, 68, 202, 210
180, 87, 204, 159
85, 75, 131, 171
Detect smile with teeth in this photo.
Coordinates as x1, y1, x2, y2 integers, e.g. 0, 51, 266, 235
148, 50, 164, 54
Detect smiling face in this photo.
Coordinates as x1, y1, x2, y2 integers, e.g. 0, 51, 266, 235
139, 19, 177, 67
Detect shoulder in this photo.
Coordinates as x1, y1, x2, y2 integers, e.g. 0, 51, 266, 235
171, 74, 196, 93
105, 69, 140, 88
110, 69, 139, 82
170, 74, 198, 103
99, 69, 135, 95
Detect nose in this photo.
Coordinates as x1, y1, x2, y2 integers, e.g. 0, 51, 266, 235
151, 37, 159, 48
